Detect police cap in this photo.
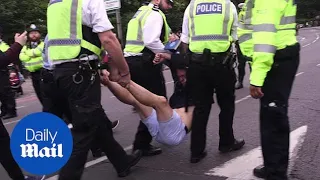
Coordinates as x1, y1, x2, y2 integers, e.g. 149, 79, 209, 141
27, 24, 41, 33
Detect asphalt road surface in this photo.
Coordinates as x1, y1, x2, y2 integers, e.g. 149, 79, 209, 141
1, 27, 320, 180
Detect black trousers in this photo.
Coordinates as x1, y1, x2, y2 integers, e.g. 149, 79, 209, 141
31, 70, 43, 105
126, 56, 167, 149
0, 120, 25, 180
187, 58, 236, 156
237, 55, 247, 83
41, 68, 72, 120
53, 62, 130, 180
0, 71, 16, 115
260, 44, 300, 180
40, 68, 102, 154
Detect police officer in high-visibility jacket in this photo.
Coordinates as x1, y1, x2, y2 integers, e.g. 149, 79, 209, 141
235, 2, 251, 89
181, 0, 245, 163
0, 26, 17, 119
246, 0, 300, 179
123, 0, 173, 156
46, 0, 142, 179
19, 24, 44, 105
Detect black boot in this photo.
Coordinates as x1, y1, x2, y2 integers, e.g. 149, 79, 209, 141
253, 165, 268, 178
219, 139, 245, 153
133, 145, 162, 156
117, 150, 142, 177
2, 113, 17, 120
235, 82, 243, 89
190, 151, 207, 163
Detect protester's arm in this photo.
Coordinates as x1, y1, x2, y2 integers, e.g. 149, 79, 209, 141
154, 53, 187, 69
0, 43, 23, 69
90, 0, 130, 85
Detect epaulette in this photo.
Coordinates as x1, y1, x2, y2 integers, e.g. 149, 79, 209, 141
152, 4, 160, 11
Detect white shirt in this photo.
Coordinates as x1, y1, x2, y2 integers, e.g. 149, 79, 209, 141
181, 1, 238, 45
124, 3, 170, 57
83, 0, 114, 33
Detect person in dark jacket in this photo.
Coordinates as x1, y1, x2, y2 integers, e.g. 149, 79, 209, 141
0, 31, 45, 180
0, 26, 18, 119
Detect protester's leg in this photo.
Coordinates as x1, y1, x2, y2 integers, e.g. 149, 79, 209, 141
125, 57, 162, 153
105, 79, 172, 121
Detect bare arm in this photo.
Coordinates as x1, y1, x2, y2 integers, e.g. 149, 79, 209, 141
98, 31, 129, 76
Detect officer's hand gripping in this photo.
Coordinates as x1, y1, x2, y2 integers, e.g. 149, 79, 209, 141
250, 85, 264, 99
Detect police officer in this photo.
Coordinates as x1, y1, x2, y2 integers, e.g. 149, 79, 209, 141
19, 24, 44, 105
244, 0, 300, 179
235, 2, 248, 89
40, 36, 120, 158
0, 31, 45, 180
0, 26, 18, 119
123, 0, 173, 156
181, 0, 245, 163
46, 0, 141, 179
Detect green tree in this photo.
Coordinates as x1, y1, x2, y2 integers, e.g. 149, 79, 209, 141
0, 0, 47, 43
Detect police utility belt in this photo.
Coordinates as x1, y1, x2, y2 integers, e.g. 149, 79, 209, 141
189, 48, 236, 68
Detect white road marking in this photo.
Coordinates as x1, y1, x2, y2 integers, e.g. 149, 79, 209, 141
3, 119, 21, 125
302, 43, 311, 47
205, 126, 308, 180
16, 106, 25, 109
317, 64, 320, 67
295, 72, 304, 76
235, 95, 251, 104
46, 145, 133, 180
302, 33, 319, 48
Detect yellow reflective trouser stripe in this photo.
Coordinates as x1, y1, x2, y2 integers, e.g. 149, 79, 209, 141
125, 9, 151, 46
189, 0, 231, 41
254, 44, 277, 53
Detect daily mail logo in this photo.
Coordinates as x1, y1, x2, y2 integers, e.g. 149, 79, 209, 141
10, 112, 73, 175
20, 128, 63, 158
196, 2, 223, 15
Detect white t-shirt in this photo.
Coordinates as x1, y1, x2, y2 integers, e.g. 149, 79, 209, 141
124, 3, 170, 57
83, 0, 114, 33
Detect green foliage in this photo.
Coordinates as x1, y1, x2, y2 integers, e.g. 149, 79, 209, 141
0, 0, 47, 43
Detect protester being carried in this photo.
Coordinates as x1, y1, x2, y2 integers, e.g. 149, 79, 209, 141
101, 53, 194, 146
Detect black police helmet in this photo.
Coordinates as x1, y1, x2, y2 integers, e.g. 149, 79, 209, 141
27, 24, 41, 34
